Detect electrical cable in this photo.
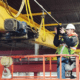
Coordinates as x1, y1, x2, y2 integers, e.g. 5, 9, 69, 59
27, 0, 38, 32
25, 0, 37, 33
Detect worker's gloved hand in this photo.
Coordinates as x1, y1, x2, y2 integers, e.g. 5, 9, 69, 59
57, 25, 63, 35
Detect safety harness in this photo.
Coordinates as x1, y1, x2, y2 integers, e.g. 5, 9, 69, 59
56, 32, 79, 55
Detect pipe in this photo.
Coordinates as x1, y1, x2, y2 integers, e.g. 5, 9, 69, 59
34, 43, 39, 61
62, 22, 80, 26
34, 0, 60, 26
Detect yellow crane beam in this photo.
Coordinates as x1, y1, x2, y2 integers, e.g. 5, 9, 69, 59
23, 12, 51, 16
0, 1, 57, 49
0, 1, 80, 52
45, 23, 62, 26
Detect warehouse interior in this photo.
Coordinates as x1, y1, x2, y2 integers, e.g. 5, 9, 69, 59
0, 0, 80, 51
0, 0, 80, 80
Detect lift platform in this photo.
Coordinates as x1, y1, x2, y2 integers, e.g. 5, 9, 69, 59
0, 54, 79, 80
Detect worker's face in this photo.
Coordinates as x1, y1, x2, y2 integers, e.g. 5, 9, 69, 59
66, 29, 74, 35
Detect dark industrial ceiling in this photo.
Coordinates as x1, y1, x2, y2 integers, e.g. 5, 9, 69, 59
0, 0, 80, 50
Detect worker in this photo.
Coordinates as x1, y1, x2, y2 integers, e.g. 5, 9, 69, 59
53, 24, 79, 79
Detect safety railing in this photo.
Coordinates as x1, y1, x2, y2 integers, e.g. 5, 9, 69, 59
0, 54, 79, 80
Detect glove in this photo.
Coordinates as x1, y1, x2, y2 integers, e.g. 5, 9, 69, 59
57, 25, 63, 35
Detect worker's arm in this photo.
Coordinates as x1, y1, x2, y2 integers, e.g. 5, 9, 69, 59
62, 33, 78, 47
53, 34, 60, 47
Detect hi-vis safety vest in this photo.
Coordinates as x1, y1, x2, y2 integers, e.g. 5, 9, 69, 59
56, 35, 79, 55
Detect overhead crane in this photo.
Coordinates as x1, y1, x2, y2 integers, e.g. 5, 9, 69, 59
0, 0, 57, 49
0, 0, 80, 52
0, 0, 80, 80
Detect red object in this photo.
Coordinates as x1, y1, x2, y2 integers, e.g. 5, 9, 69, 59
0, 54, 79, 80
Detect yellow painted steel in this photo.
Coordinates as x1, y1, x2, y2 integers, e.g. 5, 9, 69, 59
41, 15, 46, 42
25, 0, 37, 32
27, 0, 34, 23
23, 12, 51, 16
25, 0, 30, 23
0, 1, 80, 53
45, 23, 62, 26
0, 1, 57, 49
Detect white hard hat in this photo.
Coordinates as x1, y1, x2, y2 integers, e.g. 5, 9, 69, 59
66, 24, 75, 30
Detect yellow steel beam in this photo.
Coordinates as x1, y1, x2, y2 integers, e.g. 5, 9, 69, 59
45, 23, 62, 26
0, 1, 80, 52
23, 12, 51, 16
0, 1, 57, 49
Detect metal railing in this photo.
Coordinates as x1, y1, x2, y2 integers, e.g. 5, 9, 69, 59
0, 54, 79, 80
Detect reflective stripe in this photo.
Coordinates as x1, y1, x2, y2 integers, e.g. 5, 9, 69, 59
60, 43, 67, 47
60, 43, 76, 50
60, 44, 66, 54
70, 47, 76, 50
57, 35, 79, 55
